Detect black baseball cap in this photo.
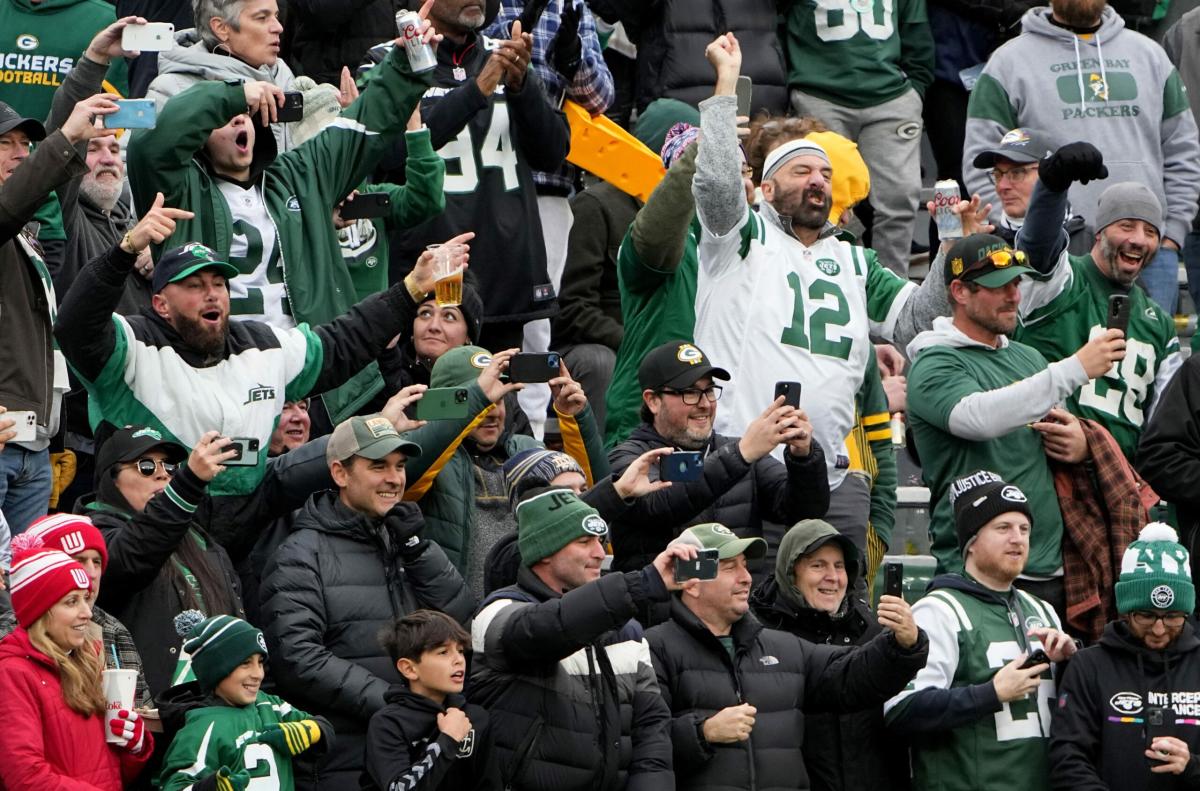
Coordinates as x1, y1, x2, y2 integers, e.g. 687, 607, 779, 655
96, 426, 188, 473
0, 101, 45, 141
638, 341, 730, 391
152, 242, 240, 294
944, 234, 1035, 288
972, 127, 1057, 168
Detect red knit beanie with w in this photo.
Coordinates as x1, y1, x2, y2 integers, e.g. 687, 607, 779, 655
25, 513, 108, 569
8, 534, 92, 628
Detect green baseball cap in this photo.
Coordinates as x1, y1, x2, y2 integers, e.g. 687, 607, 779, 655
153, 242, 240, 294
430, 345, 493, 389
679, 523, 767, 560
944, 234, 1035, 289
325, 413, 421, 464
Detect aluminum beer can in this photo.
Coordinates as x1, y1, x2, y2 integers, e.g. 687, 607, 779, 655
396, 10, 437, 73
932, 179, 964, 240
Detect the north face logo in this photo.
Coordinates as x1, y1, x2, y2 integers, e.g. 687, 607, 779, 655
244, 384, 276, 405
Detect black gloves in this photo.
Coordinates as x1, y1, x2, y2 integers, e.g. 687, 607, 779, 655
384, 502, 428, 561
517, 0, 553, 33
1038, 141, 1108, 193
551, 1, 583, 80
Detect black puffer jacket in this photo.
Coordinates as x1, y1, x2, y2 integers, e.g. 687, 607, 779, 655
469, 565, 674, 791
607, 424, 830, 572
646, 597, 928, 791
260, 495, 474, 791
750, 579, 903, 791
90, 465, 245, 698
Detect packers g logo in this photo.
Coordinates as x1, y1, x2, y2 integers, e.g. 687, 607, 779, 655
676, 344, 703, 365
951, 258, 964, 276
815, 258, 840, 276
16, 34, 38, 50
470, 353, 491, 369
1151, 585, 1176, 608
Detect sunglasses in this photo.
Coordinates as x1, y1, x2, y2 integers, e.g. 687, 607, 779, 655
128, 457, 177, 477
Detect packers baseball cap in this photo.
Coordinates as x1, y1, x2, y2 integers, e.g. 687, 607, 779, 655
430, 345, 492, 389
152, 242, 240, 294
972, 127, 1058, 168
944, 234, 1035, 288
96, 426, 187, 473
326, 413, 422, 464
0, 101, 45, 142
677, 523, 767, 561
639, 341, 730, 391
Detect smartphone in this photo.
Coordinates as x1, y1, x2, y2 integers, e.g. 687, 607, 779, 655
277, 91, 304, 123
1147, 706, 1173, 762
222, 437, 260, 467
1107, 293, 1131, 334
508, 352, 561, 384
121, 22, 174, 51
735, 75, 753, 117
412, 387, 470, 420
674, 547, 719, 583
103, 99, 156, 129
340, 192, 391, 220
1019, 648, 1051, 670
5, 410, 37, 443
774, 380, 802, 409
660, 450, 703, 482
884, 562, 904, 599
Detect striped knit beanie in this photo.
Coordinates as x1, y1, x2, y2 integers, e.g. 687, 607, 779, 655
178, 612, 269, 692
9, 535, 92, 628
26, 513, 108, 569
503, 448, 585, 510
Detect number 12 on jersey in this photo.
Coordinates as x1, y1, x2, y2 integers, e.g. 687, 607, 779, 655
780, 272, 854, 360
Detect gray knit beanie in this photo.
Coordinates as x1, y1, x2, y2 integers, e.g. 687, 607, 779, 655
1094, 182, 1163, 237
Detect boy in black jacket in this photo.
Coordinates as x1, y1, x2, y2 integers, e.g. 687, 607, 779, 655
363, 610, 498, 791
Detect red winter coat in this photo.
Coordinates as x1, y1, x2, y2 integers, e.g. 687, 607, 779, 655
0, 628, 152, 790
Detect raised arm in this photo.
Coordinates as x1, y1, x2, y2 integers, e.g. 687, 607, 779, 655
692, 34, 744, 239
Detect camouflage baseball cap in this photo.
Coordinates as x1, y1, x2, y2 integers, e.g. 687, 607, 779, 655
678, 523, 766, 560
325, 413, 421, 464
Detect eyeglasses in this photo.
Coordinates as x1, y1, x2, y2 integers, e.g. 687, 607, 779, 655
1129, 611, 1188, 628
659, 385, 723, 405
987, 165, 1037, 186
128, 458, 177, 477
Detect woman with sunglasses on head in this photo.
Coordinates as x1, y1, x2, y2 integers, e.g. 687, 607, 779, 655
0, 541, 153, 789
80, 425, 245, 696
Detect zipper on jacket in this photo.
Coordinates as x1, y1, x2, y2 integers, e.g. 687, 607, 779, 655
725, 643, 758, 791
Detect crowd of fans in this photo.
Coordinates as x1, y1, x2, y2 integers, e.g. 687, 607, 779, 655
5, 0, 1200, 788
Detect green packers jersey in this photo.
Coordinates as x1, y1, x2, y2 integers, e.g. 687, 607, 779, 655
907, 340, 1064, 576
1015, 254, 1182, 461
885, 580, 1061, 791
158, 692, 313, 791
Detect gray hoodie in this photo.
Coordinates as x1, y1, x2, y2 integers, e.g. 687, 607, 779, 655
146, 28, 297, 152
962, 6, 1200, 245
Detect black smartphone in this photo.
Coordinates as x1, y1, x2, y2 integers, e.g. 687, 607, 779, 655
1107, 293, 1131, 334
508, 352, 561, 383
277, 91, 304, 123
1147, 706, 1173, 763
1019, 648, 1051, 669
222, 437, 260, 466
774, 381, 802, 409
660, 451, 703, 482
735, 75, 753, 117
340, 192, 391, 220
412, 387, 470, 420
884, 562, 904, 598
674, 548, 719, 583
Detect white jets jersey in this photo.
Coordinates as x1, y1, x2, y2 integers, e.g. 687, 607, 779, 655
693, 207, 914, 487
218, 181, 293, 329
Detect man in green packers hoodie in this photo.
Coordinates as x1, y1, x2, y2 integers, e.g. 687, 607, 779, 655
126, 34, 436, 423
0, 0, 126, 121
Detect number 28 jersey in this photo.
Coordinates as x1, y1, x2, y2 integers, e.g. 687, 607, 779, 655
693, 206, 913, 487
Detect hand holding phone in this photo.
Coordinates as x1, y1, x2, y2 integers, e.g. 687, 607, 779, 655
660, 451, 703, 482
1107, 293, 1131, 334
103, 99, 156, 129
884, 562, 904, 599
674, 548, 719, 583
412, 387, 470, 420
221, 437, 260, 467
1019, 648, 1051, 670
508, 352, 561, 383
121, 22, 174, 51
276, 91, 304, 123
339, 192, 391, 220
774, 381, 801, 409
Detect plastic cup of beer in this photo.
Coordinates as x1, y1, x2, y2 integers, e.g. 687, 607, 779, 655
429, 244, 464, 307
102, 668, 138, 743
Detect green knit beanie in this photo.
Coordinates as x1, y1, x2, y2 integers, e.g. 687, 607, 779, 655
430, 345, 492, 389
517, 488, 608, 566
1115, 523, 1195, 614
178, 612, 268, 692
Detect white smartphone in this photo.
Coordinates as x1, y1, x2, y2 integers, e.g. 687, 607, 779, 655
5, 411, 37, 443
121, 23, 174, 51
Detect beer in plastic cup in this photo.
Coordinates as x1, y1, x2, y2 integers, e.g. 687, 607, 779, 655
103, 668, 138, 743
428, 244, 464, 307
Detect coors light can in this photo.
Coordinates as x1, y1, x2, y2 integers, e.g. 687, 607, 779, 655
932, 179, 964, 240
396, 10, 437, 73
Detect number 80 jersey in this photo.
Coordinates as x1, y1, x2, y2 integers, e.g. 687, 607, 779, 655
693, 206, 913, 486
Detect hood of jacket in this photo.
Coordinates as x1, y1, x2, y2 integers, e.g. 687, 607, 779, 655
292, 489, 386, 543
157, 679, 223, 734
772, 519, 862, 612
1020, 5, 1126, 46
927, 572, 1028, 611
0, 627, 57, 672
668, 593, 764, 654
382, 682, 467, 713
1016, 6, 1129, 116
906, 315, 1009, 362
158, 29, 296, 87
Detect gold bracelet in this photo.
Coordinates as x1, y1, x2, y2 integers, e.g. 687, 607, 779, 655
403, 272, 427, 303
119, 231, 136, 254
